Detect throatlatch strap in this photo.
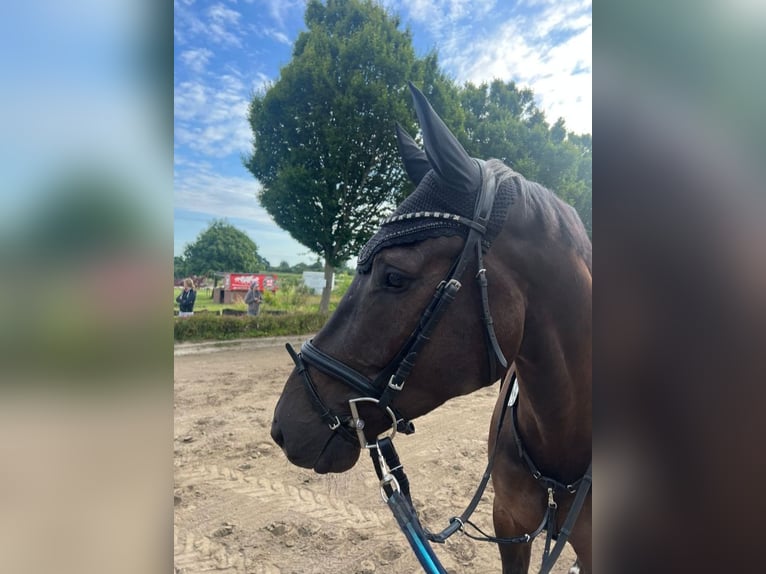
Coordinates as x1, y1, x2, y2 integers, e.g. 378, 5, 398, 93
475, 240, 508, 383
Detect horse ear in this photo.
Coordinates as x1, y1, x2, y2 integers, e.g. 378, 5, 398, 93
395, 123, 431, 185
408, 82, 481, 194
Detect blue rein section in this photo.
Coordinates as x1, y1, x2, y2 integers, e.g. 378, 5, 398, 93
387, 491, 447, 574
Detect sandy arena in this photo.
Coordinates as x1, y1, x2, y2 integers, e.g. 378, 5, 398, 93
174, 338, 576, 573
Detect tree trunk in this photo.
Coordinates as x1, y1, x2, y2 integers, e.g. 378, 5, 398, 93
320, 259, 334, 313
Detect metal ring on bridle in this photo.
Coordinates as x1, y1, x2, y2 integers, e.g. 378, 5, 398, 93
348, 397, 399, 450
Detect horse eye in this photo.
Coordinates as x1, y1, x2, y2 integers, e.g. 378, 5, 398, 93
385, 271, 406, 289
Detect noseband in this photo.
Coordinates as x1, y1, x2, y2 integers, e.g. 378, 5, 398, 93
285, 160, 508, 447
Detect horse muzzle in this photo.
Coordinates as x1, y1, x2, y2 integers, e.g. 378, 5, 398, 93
270, 406, 361, 473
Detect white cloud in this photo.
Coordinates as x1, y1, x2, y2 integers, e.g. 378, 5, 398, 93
207, 3, 242, 46
392, 0, 592, 134
530, 25, 591, 133
174, 74, 254, 157
174, 0, 243, 47
446, 17, 591, 133
174, 80, 207, 120
260, 0, 304, 29
404, 0, 495, 29
527, 0, 591, 38
174, 162, 269, 223
180, 47, 213, 73
264, 28, 291, 45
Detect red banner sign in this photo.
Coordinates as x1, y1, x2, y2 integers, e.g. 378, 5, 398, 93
226, 273, 278, 292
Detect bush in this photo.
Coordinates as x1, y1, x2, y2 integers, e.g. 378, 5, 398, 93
262, 282, 313, 311
174, 312, 329, 342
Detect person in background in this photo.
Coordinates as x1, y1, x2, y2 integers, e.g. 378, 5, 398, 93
176, 278, 197, 317
245, 281, 262, 316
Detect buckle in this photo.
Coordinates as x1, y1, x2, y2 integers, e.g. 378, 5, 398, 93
445, 278, 462, 292
387, 374, 405, 391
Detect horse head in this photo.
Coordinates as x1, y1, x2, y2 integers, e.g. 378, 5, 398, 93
272, 84, 519, 473
270, 83, 591, 476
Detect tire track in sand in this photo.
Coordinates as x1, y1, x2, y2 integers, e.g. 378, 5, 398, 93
174, 526, 281, 574
175, 464, 387, 530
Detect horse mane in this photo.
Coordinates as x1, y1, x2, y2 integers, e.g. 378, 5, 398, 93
487, 159, 592, 273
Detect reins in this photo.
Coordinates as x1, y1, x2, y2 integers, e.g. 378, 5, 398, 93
284, 159, 591, 574
369, 373, 592, 574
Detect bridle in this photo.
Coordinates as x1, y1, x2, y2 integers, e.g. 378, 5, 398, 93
283, 160, 592, 574
285, 159, 508, 446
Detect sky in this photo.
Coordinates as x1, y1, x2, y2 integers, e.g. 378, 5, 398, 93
173, 0, 592, 266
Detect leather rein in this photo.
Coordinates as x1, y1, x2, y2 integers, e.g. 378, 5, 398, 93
284, 161, 591, 574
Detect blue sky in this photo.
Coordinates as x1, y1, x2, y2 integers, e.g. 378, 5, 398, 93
174, 0, 592, 266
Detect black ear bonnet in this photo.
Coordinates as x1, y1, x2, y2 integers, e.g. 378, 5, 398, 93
357, 162, 519, 272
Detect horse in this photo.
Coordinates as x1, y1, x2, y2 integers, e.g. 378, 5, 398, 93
270, 83, 592, 574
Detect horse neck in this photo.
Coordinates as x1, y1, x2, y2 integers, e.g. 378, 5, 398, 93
510, 242, 592, 478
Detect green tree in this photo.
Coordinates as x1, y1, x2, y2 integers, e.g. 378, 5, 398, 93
274, 260, 292, 273
244, 0, 455, 312
459, 80, 592, 236
174, 256, 188, 280
182, 220, 263, 283
256, 254, 271, 271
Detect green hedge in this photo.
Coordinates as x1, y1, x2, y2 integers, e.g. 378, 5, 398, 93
174, 312, 330, 342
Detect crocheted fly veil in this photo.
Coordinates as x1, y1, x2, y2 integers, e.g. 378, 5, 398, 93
357, 83, 518, 273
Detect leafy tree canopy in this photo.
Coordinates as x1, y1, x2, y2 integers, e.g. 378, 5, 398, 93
182, 220, 264, 277
174, 256, 188, 280
246, 0, 414, 266
458, 80, 592, 236
244, 0, 463, 311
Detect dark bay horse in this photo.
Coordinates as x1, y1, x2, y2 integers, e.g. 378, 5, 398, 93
271, 83, 592, 574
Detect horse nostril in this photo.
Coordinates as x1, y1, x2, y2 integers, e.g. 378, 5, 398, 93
270, 420, 285, 448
